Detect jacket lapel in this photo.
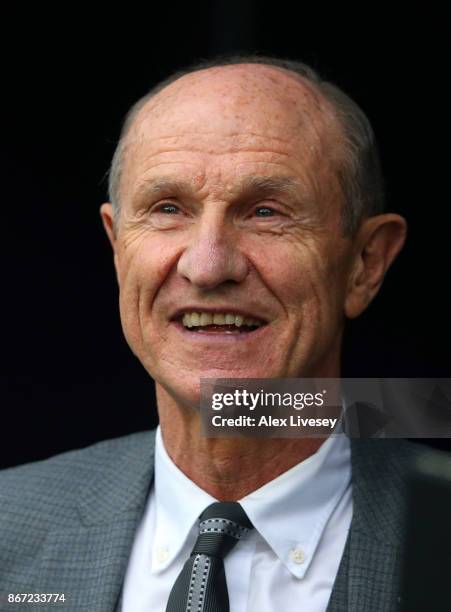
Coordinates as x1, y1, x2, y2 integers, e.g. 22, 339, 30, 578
35, 430, 156, 612
327, 439, 407, 612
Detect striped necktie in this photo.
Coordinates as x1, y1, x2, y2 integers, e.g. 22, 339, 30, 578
166, 501, 253, 612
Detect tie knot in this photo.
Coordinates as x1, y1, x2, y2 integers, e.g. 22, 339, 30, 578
192, 502, 253, 559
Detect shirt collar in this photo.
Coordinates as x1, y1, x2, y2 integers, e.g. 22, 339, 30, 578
152, 426, 351, 579
151, 426, 216, 573
240, 432, 351, 578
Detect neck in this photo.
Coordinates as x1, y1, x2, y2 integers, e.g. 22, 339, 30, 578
156, 384, 325, 500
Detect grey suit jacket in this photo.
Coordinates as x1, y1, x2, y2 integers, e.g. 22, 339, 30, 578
0, 430, 425, 611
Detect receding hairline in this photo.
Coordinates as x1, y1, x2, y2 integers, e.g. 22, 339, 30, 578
151, 62, 326, 100
120, 62, 339, 152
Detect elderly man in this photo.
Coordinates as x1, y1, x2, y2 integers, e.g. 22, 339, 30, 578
0, 56, 423, 612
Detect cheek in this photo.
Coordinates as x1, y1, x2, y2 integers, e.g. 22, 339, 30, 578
118, 234, 176, 293
258, 237, 346, 327
116, 234, 179, 334
262, 241, 329, 301
297, 252, 350, 339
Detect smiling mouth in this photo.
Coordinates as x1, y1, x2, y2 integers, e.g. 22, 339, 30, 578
177, 311, 266, 333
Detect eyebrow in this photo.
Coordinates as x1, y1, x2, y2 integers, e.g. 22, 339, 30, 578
133, 175, 304, 203
239, 176, 303, 196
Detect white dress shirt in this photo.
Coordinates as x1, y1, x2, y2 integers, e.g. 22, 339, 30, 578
122, 426, 352, 612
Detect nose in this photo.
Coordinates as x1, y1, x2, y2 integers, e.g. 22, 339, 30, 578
177, 210, 249, 290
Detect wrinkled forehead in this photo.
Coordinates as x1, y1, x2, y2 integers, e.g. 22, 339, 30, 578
130, 65, 339, 142
120, 65, 344, 194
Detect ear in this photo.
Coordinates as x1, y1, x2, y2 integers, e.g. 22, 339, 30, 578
345, 213, 407, 319
100, 202, 120, 283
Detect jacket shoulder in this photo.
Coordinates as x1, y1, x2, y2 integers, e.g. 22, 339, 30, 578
0, 429, 155, 528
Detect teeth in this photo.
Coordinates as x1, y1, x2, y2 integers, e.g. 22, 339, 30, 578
181, 312, 263, 329
200, 312, 213, 325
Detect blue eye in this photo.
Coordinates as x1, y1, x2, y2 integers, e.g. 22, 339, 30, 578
255, 207, 275, 217
159, 203, 179, 214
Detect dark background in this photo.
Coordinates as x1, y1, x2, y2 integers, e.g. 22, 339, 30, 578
2, 4, 449, 468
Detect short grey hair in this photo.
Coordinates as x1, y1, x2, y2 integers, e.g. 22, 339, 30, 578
107, 55, 385, 235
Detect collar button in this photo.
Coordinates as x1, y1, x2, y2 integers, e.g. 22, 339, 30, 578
290, 548, 306, 565
156, 547, 170, 564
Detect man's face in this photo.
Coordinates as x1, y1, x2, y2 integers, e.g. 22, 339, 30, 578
104, 65, 357, 407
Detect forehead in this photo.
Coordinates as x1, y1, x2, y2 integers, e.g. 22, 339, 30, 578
120, 65, 343, 200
